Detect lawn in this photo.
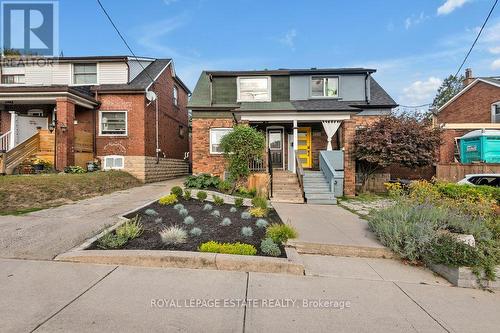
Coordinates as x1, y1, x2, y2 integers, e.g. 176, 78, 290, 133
0, 171, 141, 215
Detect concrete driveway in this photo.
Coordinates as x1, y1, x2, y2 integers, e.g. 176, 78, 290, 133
0, 178, 184, 260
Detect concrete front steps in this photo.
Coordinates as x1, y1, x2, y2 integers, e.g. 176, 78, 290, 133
303, 171, 337, 205
271, 170, 304, 204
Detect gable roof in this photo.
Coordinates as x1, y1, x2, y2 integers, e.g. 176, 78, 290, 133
438, 77, 500, 112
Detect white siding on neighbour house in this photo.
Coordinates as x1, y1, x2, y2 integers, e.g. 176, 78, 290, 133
98, 62, 128, 84
25, 65, 52, 85
1, 66, 25, 75
51, 63, 71, 84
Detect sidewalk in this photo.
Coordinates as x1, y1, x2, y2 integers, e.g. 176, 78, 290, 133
0, 178, 184, 260
2, 258, 499, 333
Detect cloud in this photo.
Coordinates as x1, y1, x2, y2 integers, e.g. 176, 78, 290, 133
492, 59, 500, 70
278, 29, 297, 50
402, 77, 442, 106
437, 0, 470, 16
490, 46, 500, 54
163, 0, 178, 4
405, 12, 429, 30
136, 14, 189, 57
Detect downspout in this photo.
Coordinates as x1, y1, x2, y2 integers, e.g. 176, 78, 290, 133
209, 74, 213, 106
364, 72, 370, 104
146, 82, 160, 164
93, 90, 98, 160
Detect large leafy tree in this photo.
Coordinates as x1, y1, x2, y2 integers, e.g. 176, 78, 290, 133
220, 125, 265, 188
354, 114, 441, 191
432, 75, 464, 109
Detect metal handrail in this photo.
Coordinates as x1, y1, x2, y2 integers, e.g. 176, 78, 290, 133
0, 131, 11, 153
267, 148, 273, 198
294, 150, 305, 198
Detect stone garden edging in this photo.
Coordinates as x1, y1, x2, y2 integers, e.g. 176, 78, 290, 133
428, 263, 500, 290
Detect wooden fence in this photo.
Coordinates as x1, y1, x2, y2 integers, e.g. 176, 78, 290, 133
436, 163, 500, 182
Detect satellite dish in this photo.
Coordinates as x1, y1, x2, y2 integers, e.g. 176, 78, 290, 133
146, 91, 157, 102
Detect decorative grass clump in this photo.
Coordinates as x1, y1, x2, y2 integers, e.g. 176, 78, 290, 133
210, 210, 221, 218
170, 186, 183, 197
260, 238, 281, 257
241, 211, 251, 220
183, 189, 192, 200
255, 219, 268, 229
183, 216, 195, 225
158, 194, 178, 205
234, 197, 244, 208
249, 207, 267, 218
203, 203, 213, 211
229, 207, 237, 213
265, 223, 298, 245
196, 191, 208, 201
199, 241, 257, 255
144, 208, 158, 216
241, 226, 253, 237
115, 216, 143, 240
220, 217, 232, 226
159, 226, 187, 245
213, 195, 224, 206
178, 208, 189, 217
251, 196, 268, 209
173, 203, 185, 211
190, 227, 202, 237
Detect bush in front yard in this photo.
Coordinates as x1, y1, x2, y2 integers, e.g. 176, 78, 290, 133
158, 194, 178, 205
184, 174, 221, 189
265, 223, 298, 245
170, 186, 183, 197
199, 241, 257, 256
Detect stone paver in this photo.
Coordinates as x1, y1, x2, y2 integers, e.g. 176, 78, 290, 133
339, 198, 394, 216
0, 178, 184, 260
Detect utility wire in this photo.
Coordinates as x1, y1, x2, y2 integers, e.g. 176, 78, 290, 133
96, 0, 155, 84
453, 0, 498, 78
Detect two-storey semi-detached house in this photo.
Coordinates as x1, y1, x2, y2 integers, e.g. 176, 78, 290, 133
0, 56, 190, 182
188, 68, 397, 201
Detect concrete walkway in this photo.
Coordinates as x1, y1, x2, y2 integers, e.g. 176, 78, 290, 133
2, 258, 499, 333
0, 178, 184, 260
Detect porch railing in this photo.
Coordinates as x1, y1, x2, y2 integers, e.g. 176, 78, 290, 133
0, 131, 11, 153
249, 157, 265, 172
267, 148, 273, 198
294, 150, 305, 199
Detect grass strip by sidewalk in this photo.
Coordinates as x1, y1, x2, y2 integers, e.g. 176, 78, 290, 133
0, 171, 141, 215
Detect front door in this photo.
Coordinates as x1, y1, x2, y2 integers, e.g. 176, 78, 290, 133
268, 129, 283, 169
297, 127, 312, 168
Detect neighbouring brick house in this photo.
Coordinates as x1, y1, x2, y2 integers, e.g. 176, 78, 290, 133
435, 69, 500, 163
0, 56, 190, 182
188, 68, 397, 202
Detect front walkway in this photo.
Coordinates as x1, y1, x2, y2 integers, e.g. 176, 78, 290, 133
0, 178, 184, 260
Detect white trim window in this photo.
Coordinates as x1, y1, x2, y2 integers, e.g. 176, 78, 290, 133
173, 85, 179, 106
311, 76, 339, 98
99, 111, 127, 136
1, 74, 25, 84
237, 76, 271, 102
103, 155, 124, 170
73, 63, 97, 85
210, 128, 232, 154
492, 103, 500, 123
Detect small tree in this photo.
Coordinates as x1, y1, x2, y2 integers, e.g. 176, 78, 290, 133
354, 114, 441, 191
432, 74, 464, 109
220, 125, 265, 190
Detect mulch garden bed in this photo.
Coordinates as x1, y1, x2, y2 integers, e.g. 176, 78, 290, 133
88, 197, 286, 257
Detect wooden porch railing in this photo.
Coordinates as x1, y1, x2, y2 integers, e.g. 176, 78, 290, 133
0, 131, 11, 152
2, 133, 40, 174
249, 157, 265, 172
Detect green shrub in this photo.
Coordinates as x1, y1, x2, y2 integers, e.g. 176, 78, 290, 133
255, 219, 268, 228
251, 196, 268, 209
425, 234, 480, 268
203, 203, 213, 211
213, 195, 225, 206
235, 187, 257, 198
260, 238, 281, 257
229, 207, 237, 213
184, 174, 221, 189
183, 216, 195, 225
178, 208, 189, 217
190, 227, 202, 237
266, 223, 298, 245
210, 210, 221, 218
183, 189, 192, 200
220, 217, 232, 226
249, 207, 267, 217
241, 211, 251, 219
115, 216, 143, 240
158, 194, 178, 205
234, 197, 244, 208
144, 208, 158, 216
241, 226, 253, 237
97, 232, 127, 249
196, 191, 208, 201
64, 165, 86, 174
199, 241, 257, 255
170, 186, 183, 197
159, 226, 187, 245
217, 180, 232, 193
173, 203, 185, 211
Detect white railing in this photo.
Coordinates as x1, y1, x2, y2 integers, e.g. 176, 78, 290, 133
0, 131, 11, 152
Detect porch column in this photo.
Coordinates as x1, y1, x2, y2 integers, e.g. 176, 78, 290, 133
8, 111, 16, 149
342, 119, 356, 197
55, 98, 75, 170
292, 120, 298, 173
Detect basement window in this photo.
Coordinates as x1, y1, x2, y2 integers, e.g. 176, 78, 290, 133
103, 155, 124, 170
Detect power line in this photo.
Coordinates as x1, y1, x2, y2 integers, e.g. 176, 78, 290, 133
398, 103, 432, 108
95, 0, 155, 84
453, 0, 498, 78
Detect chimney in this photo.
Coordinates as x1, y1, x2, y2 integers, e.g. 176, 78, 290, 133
463, 68, 474, 86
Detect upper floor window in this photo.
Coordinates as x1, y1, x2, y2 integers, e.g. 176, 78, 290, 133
237, 77, 271, 102
493, 103, 500, 123
1, 74, 25, 84
311, 76, 339, 98
73, 63, 97, 85
173, 85, 178, 106
99, 111, 127, 136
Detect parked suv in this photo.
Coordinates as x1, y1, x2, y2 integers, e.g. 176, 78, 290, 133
457, 174, 499, 187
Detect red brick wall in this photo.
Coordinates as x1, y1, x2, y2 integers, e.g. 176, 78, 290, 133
0, 111, 11, 134
437, 81, 500, 123
439, 129, 469, 163
55, 98, 75, 169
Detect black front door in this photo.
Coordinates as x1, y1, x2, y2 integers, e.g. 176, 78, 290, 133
268, 129, 283, 169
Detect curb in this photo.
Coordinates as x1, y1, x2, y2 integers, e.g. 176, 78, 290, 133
287, 240, 395, 259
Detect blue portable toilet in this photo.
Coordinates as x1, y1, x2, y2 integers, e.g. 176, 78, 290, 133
459, 129, 500, 163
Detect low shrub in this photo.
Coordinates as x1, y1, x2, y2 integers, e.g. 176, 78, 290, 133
190, 227, 202, 237
234, 197, 244, 208
173, 203, 185, 211
255, 219, 268, 229
64, 165, 86, 174
144, 208, 158, 216
241, 211, 251, 219
425, 234, 480, 268
158, 194, 178, 205
260, 238, 281, 257
184, 174, 221, 189
249, 207, 267, 218
178, 208, 189, 217
183, 216, 195, 225
183, 189, 192, 200
217, 180, 232, 193
203, 203, 213, 211
197, 191, 208, 201
251, 196, 268, 209
159, 226, 187, 245
220, 217, 232, 226
213, 195, 224, 206
266, 223, 298, 245
229, 207, 237, 213
199, 241, 257, 255
241, 226, 253, 237
115, 216, 143, 240
210, 210, 221, 218
97, 232, 127, 249
170, 186, 183, 197
235, 186, 257, 198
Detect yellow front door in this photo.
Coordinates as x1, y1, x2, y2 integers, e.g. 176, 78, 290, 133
297, 127, 312, 168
